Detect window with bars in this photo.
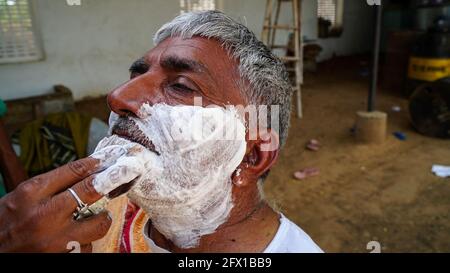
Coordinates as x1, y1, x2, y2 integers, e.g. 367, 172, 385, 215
317, 0, 344, 38
180, 0, 216, 14
0, 0, 43, 64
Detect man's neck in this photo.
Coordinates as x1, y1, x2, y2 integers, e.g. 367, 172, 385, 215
148, 201, 280, 253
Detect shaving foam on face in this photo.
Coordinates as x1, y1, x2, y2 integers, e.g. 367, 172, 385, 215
100, 104, 246, 248
91, 136, 160, 195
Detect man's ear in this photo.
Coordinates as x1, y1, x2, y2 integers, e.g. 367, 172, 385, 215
232, 128, 280, 187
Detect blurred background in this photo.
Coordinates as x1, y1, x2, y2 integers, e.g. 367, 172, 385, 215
0, 0, 449, 252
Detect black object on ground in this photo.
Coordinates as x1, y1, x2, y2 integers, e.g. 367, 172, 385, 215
409, 77, 450, 138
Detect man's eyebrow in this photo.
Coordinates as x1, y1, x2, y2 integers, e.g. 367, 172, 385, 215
129, 57, 150, 74
160, 56, 207, 74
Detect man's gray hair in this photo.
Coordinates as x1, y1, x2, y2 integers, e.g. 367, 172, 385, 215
154, 10, 293, 148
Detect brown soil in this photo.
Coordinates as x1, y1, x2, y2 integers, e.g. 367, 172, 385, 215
263, 57, 450, 253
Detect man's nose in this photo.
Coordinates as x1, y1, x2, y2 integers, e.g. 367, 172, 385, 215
107, 77, 157, 117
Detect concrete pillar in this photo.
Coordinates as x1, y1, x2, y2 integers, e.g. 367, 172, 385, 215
354, 111, 388, 144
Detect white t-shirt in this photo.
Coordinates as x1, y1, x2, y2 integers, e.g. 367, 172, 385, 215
263, 214, 323, 253
143, 214, 323, 253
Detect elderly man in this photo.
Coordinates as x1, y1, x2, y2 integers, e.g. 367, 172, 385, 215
92, 11, 322, 253
0, 11, 322, 253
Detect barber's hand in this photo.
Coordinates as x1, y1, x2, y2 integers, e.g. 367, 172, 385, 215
0, 157, 110, 253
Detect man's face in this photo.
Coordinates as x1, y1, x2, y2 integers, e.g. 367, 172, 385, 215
102, 37, 250, 248
107, 36, 246, 114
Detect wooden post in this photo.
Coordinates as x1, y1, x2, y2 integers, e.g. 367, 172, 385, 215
293, 0, 303, 118
270, 0, 282, 47
261, 0, 274, 44
0, 119, 28, 192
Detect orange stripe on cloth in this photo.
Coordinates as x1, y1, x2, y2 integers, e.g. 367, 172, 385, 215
92, 195, 151, 253
130, 208, 150, 253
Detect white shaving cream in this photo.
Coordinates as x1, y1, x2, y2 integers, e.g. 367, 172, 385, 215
92, 103, 247, 248
91, 138, 158, 195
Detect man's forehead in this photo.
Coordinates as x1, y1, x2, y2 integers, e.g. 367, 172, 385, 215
144, 36, 234, 67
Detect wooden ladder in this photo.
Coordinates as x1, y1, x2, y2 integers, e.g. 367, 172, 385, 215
261, 0, 303, 118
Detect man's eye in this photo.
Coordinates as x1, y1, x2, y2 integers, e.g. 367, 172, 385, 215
171, 83, 194, 92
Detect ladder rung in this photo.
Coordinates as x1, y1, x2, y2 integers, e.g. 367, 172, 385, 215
263, 25, 298, 30
270, 45, 289, 49
280, 56, 300, 62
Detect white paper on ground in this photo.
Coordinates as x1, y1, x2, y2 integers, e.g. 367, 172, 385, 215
431, 165, 450, 178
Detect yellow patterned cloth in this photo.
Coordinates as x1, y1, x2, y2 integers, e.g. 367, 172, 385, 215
17, 112, 91, 176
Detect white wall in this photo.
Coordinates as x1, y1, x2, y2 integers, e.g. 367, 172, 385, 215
0, 0, 180, 101
0, 0, 374, 101
316, 0, 375, 61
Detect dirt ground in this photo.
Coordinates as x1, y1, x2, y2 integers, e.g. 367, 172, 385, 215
263, 57, 450, 253
73, 56, 449, 253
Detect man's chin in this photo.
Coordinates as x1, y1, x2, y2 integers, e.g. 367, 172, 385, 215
126, 188, 154, 212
